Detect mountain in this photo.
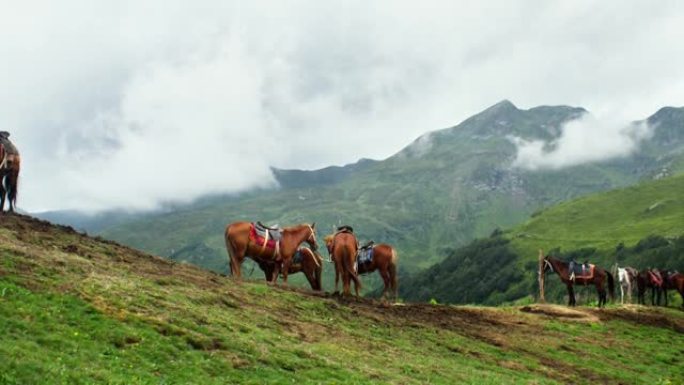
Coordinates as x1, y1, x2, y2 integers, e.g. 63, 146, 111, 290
39, 101, 684, 289
2, 214, 683, 384
400, 172, 684, 305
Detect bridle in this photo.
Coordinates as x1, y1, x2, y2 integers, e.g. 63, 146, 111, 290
543, 258, 555, 273
306, 224, 318, 251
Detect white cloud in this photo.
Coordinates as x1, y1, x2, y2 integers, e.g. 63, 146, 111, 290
511, 115, 654, 170
1, 1, 684, 211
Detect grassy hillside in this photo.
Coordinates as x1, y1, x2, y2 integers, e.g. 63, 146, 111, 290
509, 172, 684, 258
41, 102, 684, 286
2, 214, 683, 384
402, 173, 684, 305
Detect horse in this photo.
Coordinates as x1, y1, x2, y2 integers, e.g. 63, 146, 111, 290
0, 142, 20, 213
662, 271, 684, 307
257, 247, 323, 291
224, 222, 318, 285
616, 266, 639, 304
327, 228, 361, 297
541, 251, 615, 307
356, 243, 399, 300
636, 269, 664, 306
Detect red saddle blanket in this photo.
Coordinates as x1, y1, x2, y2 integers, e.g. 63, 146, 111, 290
648, 271, 663, 286
250, 225, 278, 250
570, 264, 595, 280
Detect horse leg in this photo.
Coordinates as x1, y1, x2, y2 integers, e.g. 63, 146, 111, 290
619, 282, 625, 305
333, 260, 341, 294
261, 263, 274, 281
567, 284, 575, 306
281, 259, 291, 286
7, 170, 17, 212
270, 262, 281, 285
0, 177, 5, 212
379, 268, 390, 300
303, 269, 316, 291
343, 270, 351, 296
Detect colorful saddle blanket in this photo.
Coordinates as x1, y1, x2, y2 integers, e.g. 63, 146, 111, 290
648, 270, 663, 286
568, 261, 594, 280
250, 222, 280, 250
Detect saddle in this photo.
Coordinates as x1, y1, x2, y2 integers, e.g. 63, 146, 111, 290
255, 222, 282, 242
250, 222, 282, 259
568, 260, 594, 281
356, 243, 374, 270
359, 240, 374, 251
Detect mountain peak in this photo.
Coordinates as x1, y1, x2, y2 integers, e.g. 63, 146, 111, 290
485, 99, 518, 113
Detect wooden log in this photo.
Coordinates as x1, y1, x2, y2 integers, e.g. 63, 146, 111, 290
538, 249, 545, 303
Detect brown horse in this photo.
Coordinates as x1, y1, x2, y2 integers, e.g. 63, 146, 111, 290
0, 142, 20, 213
662, 272, 684, 307
636, 269, 664, 306
356, 243, 399, 300
327, 229, 361, 296
224, 222, 318, 285
542, 252, 615, 307
324, 236, 398, 300
257, 247, 323, 291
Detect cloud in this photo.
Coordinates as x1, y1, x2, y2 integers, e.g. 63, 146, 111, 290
2, 1, 684, 211
511, 114, 654, 170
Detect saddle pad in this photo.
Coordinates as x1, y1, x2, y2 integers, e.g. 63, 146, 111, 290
250, 225, 278, 250
648, 271, 663, 286
571, 264, 595, 280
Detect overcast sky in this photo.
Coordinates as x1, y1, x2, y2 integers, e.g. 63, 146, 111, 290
2, 1, 683, 212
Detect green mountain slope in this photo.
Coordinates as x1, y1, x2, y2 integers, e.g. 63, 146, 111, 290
401, 173, 684, 305
2, 215, 683, 384
42, 102, 684, 290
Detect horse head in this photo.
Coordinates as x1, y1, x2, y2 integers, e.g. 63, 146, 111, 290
305, 222, 318, 251
542, 255, 555, 273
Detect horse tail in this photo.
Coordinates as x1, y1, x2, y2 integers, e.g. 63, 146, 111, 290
606, 270, 615, 302
389, 248, 398, 299
314, 253, 323, 291
342, 245, 362, 292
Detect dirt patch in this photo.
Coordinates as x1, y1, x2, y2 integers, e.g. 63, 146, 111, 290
592, 307, 684, 333
519, 304, 601, 323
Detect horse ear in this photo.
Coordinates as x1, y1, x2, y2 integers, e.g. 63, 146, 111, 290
311, 222, 316, 229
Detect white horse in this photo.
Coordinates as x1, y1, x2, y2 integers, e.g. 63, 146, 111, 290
617, 266, 639, 304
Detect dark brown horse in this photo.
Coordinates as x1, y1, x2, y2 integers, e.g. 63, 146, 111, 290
541, 252, 615, 307
0, 142, 20, 213
661, 270, 684, 307
326, 229, 361, 296
636, 269, 664, 306
224, 222, 318, 285
257, 247, 323, 291
356, 243, 399, 300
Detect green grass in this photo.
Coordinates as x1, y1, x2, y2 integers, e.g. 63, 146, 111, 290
509, 173, 684, 258
1, 215, 684, 384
